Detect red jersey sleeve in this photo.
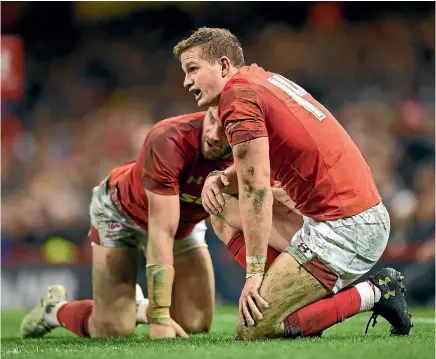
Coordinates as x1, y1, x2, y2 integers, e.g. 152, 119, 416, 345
219, 85, 268, 146
141, 134, 186, 195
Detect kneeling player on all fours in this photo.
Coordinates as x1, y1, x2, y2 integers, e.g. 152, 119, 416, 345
20, 107, 233, 340
174, 27, 413, 340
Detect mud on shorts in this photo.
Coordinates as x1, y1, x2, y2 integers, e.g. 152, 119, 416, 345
285, 202, 390, 293
88, 177, 208, 255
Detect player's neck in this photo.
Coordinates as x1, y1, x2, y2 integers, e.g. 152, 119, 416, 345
227, 67, 239, 80
218, 67, 239, 94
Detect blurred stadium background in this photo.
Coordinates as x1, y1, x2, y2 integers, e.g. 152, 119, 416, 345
1, 2, 434, 309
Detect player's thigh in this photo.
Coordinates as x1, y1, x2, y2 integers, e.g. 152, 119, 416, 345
237, 252, 330, 340
171, 246, 215, 333
270, 188, 303, 251
259, 252, 330, 323
87, 176, 145, 336
211, 191, 302, 251
89, 243, 140, 336
210, 193, 241, 244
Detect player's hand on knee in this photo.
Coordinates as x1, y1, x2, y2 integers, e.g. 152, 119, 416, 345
150, 317, 189, 339
201, 172, 227, 215
239, 274, 268, 327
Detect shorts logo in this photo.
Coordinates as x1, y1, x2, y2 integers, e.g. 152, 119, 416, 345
298, 242, 311, 254
106, 221, 121, 231
110, 187, 124, 214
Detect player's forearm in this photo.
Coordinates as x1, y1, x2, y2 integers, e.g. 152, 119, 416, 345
239, 180, 273, 274
146, 228, 174, 266
146, 230, 175, 322
145, 190, 180, 323
232, 137, 272, 275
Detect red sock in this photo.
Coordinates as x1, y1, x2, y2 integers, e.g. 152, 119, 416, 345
227, 233, 280, 272
284, 286, 362, 338
57, 300, 93, 337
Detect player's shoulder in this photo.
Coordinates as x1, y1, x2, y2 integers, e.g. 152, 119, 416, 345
223, 64, 272, 93
222, 68, 252, 96
220, 65, 273, 114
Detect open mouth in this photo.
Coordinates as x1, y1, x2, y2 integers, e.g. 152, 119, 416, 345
194, 90, 202, 100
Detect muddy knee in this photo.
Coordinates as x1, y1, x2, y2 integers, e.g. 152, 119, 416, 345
236, 323, 264, 341
89, 314, 136, 338
177, 310, 212, 334
236, 321, 276, 341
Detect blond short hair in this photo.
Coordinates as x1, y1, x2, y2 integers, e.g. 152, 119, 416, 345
173, 27, 245, 67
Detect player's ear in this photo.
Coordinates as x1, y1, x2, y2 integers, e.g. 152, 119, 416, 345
219, 57, 231, 77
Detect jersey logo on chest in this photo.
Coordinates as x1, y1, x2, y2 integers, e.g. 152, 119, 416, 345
180, 175, 204, 205
180, 192, 202, 205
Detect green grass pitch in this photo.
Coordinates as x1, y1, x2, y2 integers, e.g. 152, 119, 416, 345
2, 306, 434, 359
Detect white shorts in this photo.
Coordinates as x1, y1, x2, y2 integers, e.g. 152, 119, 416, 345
285, 202, 390, 293
88, 177, 208, 255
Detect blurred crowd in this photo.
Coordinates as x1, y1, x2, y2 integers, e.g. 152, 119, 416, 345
2, 4, 434, 272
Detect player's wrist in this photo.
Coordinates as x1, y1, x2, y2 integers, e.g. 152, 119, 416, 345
246, 272, 264, 279
206, 170, 225, 180
246, 256, 266, 278
146, 264, 174, 324
148, 307, 171, 325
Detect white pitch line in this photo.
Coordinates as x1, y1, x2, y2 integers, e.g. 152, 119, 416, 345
213, 314, 436, 324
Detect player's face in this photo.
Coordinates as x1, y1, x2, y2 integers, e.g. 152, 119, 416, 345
201, 107, 231, 160
181, 47, 226, 107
